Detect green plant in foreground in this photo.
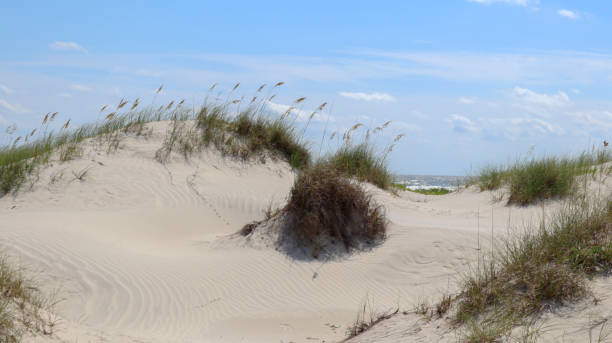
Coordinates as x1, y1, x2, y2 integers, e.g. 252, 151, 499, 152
0, 255, 55, 341
448, 197, 612, 341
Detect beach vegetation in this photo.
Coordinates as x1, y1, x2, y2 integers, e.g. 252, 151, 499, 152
470, 148, 612, 205
0, 255, 56, 341
444, 195, 612, 341
282, 164, 387, 258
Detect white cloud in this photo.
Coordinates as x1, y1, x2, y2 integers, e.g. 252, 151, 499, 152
509, 117, 563, 135
49, 41, 88, 53
468, 0, 533, 6
265, 101, 333, 122
0, 84, 13, 95
58, 93, 72, 98
71, 84, 92, 92
458, 97, 477, 104
449, 114, 479, 133
570, 111, 612, 131
558, 9, 578, 19
512, 87, 571, 107
339, 92, 396, 102
0, 99, 29, 113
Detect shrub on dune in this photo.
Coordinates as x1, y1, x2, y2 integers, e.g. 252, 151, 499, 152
282, 165, 386, 258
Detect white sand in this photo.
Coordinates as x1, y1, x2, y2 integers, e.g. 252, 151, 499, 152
1, 122, 610, 342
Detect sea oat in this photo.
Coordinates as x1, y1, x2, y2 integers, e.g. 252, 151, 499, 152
156, 84, 164, 94
62, 119, 71, 129
294, 97, 306, 104
117, 98, 128, 109
166, 101, 174, 110
269, 95, 276, 101
250, 96, 257, 104
231, 99, 241, 104
317, 102, 328, 111
274, 81, 285, 87
232, 82, 240, 91
209, 83, 218, 91
42, 113, 49, 125
105, 112, 116, 121
257, 84, 266, 92
100, 105, 108, 112
50, 112, 58, 122
350, 123, 363, 131
393, 134, 405, 143
130, 98, 140, 110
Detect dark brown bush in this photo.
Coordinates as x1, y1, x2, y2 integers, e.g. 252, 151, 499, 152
284, 166, 386, 257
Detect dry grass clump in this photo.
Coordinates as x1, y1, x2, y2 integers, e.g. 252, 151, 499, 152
343, 298, 398, 341
447, 196, 612, 340
283, 165, 386, 258
0, 255, 56, 341
470, 147, 612, 205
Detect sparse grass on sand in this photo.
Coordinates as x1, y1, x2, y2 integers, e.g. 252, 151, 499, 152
343, 297, 398, 341
0, 254, 56, 341
430, 194, 612, 341
470, 148, 612, 205
0, 107, 170, 197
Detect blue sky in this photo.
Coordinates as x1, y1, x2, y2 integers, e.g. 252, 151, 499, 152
1, 0, 611, 175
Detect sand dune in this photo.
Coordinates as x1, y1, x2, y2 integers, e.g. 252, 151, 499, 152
1, 122, 609, 342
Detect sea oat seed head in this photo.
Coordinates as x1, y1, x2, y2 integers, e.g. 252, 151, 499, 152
130, 98, 140, 110
350, 123, 363, 131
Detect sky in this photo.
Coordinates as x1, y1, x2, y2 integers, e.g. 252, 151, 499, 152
1, 0, 611, 175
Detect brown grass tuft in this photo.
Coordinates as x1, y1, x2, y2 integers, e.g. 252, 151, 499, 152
283, 166, 386, 258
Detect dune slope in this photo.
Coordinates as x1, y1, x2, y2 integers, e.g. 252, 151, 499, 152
2, 122, 603, 342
